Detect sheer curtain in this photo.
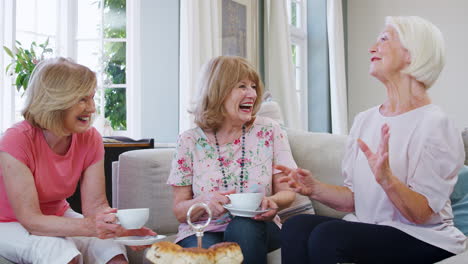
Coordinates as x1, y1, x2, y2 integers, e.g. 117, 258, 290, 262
0, 0, 15, 133
179, 0, 221, 133
327, 0, 348, 135
264, 0, 301, 129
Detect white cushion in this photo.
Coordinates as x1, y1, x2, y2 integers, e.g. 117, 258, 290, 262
287, 128, 348, 219
116, 148, 179, 235
257, 101, 284, 125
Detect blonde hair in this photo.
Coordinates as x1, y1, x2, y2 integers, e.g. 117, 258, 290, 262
22, 57, 97, 136
191, 56, 264, 130
386, 16, 445, 89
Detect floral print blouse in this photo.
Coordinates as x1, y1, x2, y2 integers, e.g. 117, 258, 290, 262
167, 116, 297, 243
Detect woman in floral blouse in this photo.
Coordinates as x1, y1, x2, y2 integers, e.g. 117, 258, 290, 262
167, 56, 297, 264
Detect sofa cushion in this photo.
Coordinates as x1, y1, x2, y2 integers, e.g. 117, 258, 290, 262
116, 148, 180, 235
451, 166, 468, 235
257, 100, 284, 125
286, 128, 348, 219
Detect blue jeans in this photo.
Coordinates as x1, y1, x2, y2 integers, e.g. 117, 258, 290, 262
281, 214, 454, 264
178, 217, 280, 264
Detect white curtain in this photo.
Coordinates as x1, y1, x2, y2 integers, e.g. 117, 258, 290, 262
264, 0, 301, 129
327, 0, 348, 135
0, 0, 4, 133
0, 0, 15, 133
179, 0, 221, 133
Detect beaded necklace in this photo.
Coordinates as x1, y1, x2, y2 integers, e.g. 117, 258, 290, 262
214, 125, 246, 193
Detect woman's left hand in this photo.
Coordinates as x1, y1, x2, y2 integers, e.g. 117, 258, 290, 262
253, 197, 279, 222
116, 226, 157, 251
357, 123, 394, 187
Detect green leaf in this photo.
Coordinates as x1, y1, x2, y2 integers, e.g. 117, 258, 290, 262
16, 73, 25, 89
3, 46, 14, 58
15, 63, 21, 73
5, 38, 53, 97
5, 63, 12, 73
22, 75, 30, 90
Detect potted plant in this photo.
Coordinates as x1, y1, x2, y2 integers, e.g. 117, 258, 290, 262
3, 39, 52, 96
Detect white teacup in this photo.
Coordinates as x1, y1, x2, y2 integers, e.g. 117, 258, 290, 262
116, 208, 149, 229
226, 193, 263, 211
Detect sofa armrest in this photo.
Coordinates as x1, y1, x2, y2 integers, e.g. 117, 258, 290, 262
112, 161, 119, 208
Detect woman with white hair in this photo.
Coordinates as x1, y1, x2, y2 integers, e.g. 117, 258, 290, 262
0, 58, 155, 263
277, 16, 466, 263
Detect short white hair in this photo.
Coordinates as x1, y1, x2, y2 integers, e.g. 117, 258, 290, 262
386, 16, 445, 89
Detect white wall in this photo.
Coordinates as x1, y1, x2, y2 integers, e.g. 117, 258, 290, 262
139, 0, 179, 143
347, 0, 468, 129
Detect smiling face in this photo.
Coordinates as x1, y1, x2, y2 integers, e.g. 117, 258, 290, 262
223, 78, 258, 126
63, 91, 96, 135
369, 25, 411, 81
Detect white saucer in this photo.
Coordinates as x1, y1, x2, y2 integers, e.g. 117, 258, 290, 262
223, 204, 269, 217
114, 235, 166, 246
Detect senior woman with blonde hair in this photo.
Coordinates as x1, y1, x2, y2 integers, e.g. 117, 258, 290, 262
0, 57, 154, 264
277, 16, 466, 263
168, 55, 297, 264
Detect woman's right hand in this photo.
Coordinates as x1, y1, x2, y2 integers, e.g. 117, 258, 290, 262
275, 165, 317, 197
196, 190, 234, 217
93, 207, 122, 239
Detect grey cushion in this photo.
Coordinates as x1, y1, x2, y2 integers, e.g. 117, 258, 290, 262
116, 148, 179, 235
286, 128, 348, 219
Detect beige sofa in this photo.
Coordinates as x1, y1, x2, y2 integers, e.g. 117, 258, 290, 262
112, 128, 468, 264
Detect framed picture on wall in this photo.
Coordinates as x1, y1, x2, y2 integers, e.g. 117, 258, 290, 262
221, 0, 258, 68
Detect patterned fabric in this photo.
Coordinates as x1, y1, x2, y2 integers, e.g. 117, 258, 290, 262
167, 116, 297, 242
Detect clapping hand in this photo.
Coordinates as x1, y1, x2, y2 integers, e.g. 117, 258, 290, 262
275, 165, 317, 197
357, 123, 393, 188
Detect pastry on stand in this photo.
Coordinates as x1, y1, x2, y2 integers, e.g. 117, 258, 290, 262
146, 203, 243, 264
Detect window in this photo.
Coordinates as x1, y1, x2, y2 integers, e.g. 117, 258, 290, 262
76, 0, 128, 133
1, 0, 132, 135
14, 0, 58, 122
287, 0, 308, 128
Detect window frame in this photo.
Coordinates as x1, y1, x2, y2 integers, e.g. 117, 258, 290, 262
287, 0, 308, 129
0, 0, 137, 137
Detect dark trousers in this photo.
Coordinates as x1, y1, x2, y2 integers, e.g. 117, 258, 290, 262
178, 217, 280, 264
281, 214, 454, 264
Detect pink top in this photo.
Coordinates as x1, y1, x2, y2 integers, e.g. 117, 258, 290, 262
167, 116, 297, 242
0, 120, 104, 222
342, 104, 466, 254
